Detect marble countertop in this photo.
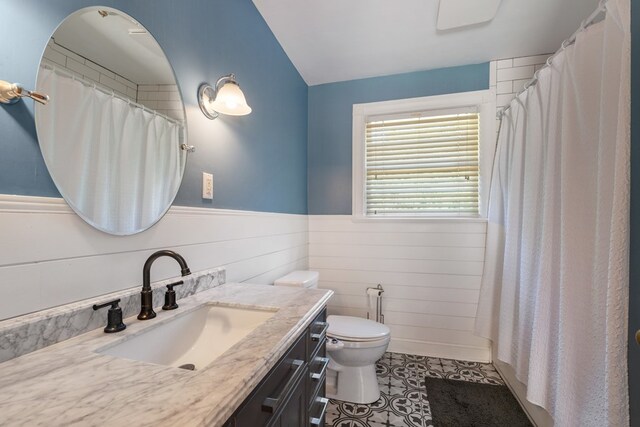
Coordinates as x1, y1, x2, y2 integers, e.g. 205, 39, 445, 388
0, 283, 333, 426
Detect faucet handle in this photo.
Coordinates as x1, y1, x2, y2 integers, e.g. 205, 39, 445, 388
93, 299, 126, 333
162, 280, 184, 311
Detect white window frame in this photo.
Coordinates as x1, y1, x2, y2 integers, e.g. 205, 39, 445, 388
352, 89, 496, 221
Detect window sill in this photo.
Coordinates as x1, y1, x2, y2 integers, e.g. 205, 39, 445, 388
350, 215, 488, 224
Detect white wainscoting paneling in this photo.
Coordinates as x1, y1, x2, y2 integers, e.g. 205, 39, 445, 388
0, 195, 308, 320
308, 215, 490, 362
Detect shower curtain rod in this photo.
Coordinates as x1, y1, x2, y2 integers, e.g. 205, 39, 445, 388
497, 0, 608, 117
41, 62, 185, 128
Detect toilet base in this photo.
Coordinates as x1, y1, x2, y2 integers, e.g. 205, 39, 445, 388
326, 364, 380, 404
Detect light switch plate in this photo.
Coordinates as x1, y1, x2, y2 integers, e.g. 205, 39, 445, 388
202, 172, 213, 199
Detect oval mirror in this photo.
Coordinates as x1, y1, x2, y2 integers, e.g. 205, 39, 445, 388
34, 7, 188, 235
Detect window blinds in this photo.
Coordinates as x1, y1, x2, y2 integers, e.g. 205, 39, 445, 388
365, 111, 479, 216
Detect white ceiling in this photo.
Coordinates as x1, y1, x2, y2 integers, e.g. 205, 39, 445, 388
436, 0, 502, 31
252, 0, 600, 86
54, 7, 175, 85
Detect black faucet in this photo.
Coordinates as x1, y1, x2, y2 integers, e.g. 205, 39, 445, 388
138, 250, 191, 320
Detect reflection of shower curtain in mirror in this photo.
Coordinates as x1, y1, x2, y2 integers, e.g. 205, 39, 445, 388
37, 67, 183, 234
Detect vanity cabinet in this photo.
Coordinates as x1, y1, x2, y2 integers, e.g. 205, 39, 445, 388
224, 308, 328, 427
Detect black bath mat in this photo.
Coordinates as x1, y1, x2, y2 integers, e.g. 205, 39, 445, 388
425, 377, 532, 427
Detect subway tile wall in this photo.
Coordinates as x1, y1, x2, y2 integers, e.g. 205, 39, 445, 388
41, 39, 184, 121
137, 85, 184, 121
490, 53, 551, 112
43, 39, 138, 100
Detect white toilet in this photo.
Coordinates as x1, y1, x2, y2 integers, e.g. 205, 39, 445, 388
274, 270, 390, 404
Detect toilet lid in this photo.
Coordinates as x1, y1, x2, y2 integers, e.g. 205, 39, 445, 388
327, 315, 390, 341
274, 270, 318, 288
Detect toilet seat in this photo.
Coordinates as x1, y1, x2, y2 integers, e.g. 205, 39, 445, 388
327, 315, 390, 341
327, 332, 388, 342
327, 334, 390, 349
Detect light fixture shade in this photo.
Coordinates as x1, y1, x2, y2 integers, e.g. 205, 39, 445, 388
210, 81, 252, 116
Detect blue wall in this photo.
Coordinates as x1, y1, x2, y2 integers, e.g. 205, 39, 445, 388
307, 64, 490, 215
629, 0, 639, 424
0, 0, 308, 214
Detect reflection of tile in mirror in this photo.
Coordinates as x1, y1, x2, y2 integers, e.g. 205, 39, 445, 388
42, 39, 185, 121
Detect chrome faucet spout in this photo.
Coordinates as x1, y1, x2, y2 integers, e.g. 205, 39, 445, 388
138, 250, 191, 320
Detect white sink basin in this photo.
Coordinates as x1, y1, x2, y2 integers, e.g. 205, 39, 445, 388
98, 304, 276, 370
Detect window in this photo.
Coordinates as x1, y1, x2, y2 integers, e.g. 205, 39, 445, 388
352, 90, 495, 219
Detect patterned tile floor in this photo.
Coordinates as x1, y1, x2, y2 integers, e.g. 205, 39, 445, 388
326, 352, 504, 427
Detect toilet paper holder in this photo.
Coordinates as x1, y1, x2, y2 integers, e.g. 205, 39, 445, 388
366, 284, 384, 324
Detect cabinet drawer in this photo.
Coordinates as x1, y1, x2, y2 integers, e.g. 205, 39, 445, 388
235, 334, 307, 426
308, 309, 328, 357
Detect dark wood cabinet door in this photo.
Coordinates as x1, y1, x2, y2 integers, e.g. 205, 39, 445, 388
268, 373, 307, 427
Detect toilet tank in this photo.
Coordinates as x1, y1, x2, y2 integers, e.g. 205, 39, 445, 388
274, 270, 319, 288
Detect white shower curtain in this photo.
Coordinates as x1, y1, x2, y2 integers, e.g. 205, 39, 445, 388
474, 0, 630, 425
37, 67, 184, 234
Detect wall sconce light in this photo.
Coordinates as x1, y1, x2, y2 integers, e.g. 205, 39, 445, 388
198, 74, 252, 120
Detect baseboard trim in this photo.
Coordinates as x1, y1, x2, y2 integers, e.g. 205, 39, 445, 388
388, 338, 491, 363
